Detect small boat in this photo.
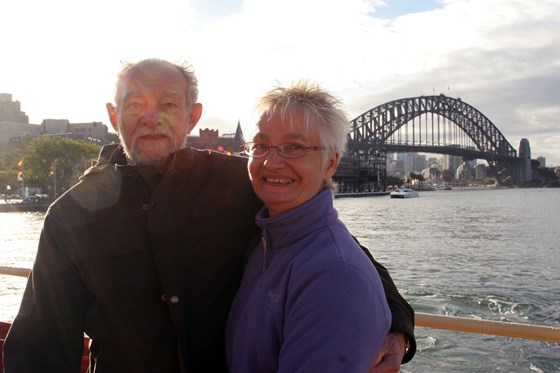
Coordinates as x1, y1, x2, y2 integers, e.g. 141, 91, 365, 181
390, 188, 419, 199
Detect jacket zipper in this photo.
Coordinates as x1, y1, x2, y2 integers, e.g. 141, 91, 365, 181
261, 231, 267, 272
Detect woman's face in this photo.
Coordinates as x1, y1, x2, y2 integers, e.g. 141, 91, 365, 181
248, 111, 339, 216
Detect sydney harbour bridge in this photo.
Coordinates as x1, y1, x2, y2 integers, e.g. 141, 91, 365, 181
333, 94, 533, 191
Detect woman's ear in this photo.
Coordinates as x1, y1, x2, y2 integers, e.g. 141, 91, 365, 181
325, 152, 340, 179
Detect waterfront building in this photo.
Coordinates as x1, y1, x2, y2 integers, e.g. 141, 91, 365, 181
0, 94, 110, 149
0, 121, 43, 149
42, 119, 108, 145
0, 93, 29, 123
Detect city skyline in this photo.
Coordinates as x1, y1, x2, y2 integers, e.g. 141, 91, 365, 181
1, 91, 550, 169
1, 0, 558, 165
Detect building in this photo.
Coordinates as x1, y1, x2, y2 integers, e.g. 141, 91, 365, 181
518, 138, 532, 183
187, 121, 245, 155
0, 94, 110, 149
0, 121, 44, 149
474, 164, 488, 179
441, 145, 462, 174
0, 93, 29, 123
386, 152, 427, 177
43, 119, 108, 145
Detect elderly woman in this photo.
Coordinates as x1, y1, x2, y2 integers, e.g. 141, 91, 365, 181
226, 81, 391, 372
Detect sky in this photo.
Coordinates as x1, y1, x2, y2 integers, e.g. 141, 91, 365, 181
1, 0, 559, 165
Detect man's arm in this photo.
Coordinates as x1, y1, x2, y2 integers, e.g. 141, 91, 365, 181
358, 240, 416, 363
3, 215, 89, 372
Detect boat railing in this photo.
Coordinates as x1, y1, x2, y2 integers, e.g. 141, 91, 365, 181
1, 265, 559, 343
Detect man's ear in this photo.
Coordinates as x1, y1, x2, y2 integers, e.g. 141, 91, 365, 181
187, 103, 203, 134
106, 103, 119, 132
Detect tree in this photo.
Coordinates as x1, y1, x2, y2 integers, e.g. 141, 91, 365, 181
417, 173, 426, 189
535, 167, 560, 187
429, 167, 441, 181
107, 132, 120, 144
0, 145, 25, 195
23, 136, 101, 198
442, 169, 455, 183
386, 175, 404, 188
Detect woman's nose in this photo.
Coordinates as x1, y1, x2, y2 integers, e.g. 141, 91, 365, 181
263, 148, 285, 166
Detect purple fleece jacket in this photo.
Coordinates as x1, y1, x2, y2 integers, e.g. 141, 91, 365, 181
226, 189, 391, 372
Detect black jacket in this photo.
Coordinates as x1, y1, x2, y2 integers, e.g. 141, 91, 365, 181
3, 145, 414, 372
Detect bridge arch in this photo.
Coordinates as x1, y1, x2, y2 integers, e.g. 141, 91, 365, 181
335, 94, 524, 191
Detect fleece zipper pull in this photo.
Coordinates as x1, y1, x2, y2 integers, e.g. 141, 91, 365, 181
261, 231, 267, 272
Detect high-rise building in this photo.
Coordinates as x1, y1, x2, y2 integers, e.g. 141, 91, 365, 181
441, 145, 462, 173
518, 138, 532, 182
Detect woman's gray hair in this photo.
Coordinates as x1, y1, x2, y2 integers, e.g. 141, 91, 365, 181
114, 58, 199, 108
255, 80, 349, 192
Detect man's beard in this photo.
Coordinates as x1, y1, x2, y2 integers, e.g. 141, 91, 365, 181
120, 126, 186, 166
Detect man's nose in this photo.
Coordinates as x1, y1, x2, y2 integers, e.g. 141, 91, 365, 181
141, 105, 160, 126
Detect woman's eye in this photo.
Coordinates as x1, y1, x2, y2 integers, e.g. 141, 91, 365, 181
254, 143, 268, 150
286, 144, 304, 151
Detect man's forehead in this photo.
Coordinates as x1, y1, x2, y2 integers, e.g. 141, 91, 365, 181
117, 78, 185, 102
120, 86, 182, 100
116, 62, 187, 101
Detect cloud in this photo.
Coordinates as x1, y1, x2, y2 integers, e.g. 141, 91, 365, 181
1, 0, 559, 164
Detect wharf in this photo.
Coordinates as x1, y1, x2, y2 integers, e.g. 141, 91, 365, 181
0, 201, 49, 213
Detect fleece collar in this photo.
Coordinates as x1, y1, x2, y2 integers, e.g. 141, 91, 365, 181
255, 188, 338, 250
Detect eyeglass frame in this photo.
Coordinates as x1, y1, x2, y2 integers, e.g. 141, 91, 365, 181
241, 142, 325, 159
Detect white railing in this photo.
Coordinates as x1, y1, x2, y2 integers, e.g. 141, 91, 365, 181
1, 266, 559, 343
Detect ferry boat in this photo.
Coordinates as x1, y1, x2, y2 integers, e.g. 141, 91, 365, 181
390, 188, 419, 198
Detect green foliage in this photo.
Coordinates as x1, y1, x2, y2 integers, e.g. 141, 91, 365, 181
442, 169, 455, 182
534, 167, 560, 187
107, 132, 120, 144
386, 175, 404, 187
0, 147, 25, 194
22, 137, 101, 196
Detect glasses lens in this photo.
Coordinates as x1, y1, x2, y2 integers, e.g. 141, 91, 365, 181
279, 144, 306, 159
244, 143, 268, 157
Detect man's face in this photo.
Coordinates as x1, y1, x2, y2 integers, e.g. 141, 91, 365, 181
109, 61, 198, 166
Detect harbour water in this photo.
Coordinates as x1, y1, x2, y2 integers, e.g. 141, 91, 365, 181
1, 188, 559, 372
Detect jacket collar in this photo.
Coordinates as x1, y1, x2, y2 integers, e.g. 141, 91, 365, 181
256, 188, 337, 250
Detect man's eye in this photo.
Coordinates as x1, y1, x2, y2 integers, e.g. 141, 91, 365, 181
123, 101, 143, 113
163, 102, 178, 108
124, 102, 142, 109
